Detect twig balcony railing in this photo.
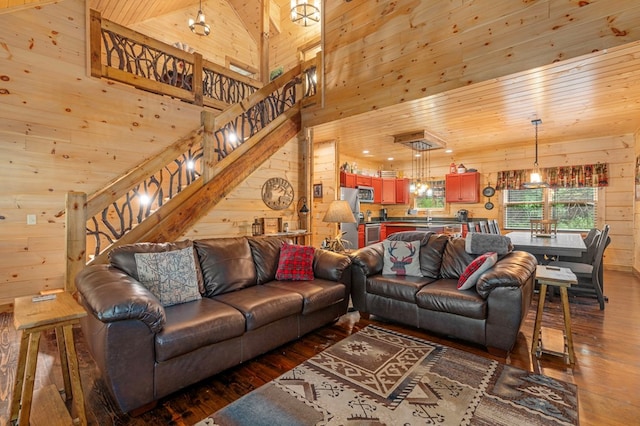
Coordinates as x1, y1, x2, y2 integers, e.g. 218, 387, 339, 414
90, 9, 262, 110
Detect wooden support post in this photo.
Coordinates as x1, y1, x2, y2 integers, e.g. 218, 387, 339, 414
261, 0, 270, 84
89, 9, 103, 78
201, 110, 216, 184
65, 191, 87, 293
193, 52, 204, 106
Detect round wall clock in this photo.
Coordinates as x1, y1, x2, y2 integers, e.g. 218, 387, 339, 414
261, 177, 294, 210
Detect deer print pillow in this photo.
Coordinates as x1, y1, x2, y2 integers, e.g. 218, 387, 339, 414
382, 240, 423, 277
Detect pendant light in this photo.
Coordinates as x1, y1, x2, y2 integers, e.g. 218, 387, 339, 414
426, 145, 433, 197
290, 0, 321, 26
523, 119, 549, 189
189, 0, 211, 36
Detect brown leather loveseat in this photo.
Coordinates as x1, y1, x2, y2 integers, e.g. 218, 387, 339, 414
75, 236, 351, 414
349, 231, 537, 356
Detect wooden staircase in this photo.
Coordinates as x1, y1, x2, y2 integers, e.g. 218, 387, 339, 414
64, 54, 316, 291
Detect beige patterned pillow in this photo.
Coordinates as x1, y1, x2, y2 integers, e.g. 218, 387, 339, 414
134, 246, 201, 307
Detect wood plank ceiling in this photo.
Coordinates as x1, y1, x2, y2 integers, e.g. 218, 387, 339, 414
313, 39, 640, 166
72, 2, 640, 166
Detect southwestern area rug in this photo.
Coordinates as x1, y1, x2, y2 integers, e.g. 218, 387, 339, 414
196, 325, 578, 425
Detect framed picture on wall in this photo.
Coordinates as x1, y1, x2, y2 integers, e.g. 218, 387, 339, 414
313, 183, 323, 198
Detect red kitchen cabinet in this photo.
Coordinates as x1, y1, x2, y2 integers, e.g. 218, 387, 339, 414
395, 178, 410, 204
445, 172, 479, 203
371, 177, 383, 203
356, 175, 372, 187
381, 178, 396, 204
340, 171, 356, 188
358, 224, 365, 248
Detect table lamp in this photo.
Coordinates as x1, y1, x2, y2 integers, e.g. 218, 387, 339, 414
322, 200, 356, 252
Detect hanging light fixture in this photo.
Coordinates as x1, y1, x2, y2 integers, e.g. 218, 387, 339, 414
426, 145, 433, 197
290, 0, 320, 27
189, 0, 211, 36
523, 119, 549, 189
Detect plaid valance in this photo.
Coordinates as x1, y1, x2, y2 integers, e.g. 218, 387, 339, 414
495, 163, 609, 190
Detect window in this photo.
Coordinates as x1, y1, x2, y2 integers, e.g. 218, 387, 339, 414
413, 180, 445, 210
503, 187, 597, 231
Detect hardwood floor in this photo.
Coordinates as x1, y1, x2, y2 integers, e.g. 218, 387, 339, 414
1, 269, 638, 425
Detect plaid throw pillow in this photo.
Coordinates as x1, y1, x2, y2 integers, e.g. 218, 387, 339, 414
457, 252, 498, 290
275, 242, 315, 281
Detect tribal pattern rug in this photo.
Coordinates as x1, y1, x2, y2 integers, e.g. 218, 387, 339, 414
197, 325, 578, 425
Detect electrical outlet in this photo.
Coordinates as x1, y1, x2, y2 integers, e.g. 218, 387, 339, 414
27, 214, 36, 225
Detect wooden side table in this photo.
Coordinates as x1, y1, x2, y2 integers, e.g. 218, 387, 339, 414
10, 292, 87, 426
531, 265, 578, 364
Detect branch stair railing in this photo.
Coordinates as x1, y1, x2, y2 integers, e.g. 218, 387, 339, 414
65, 17, 319, 291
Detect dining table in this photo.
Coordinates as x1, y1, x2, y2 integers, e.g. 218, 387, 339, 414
505, 231, 586, 258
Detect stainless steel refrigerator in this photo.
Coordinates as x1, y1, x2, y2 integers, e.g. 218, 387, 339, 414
340, 187, 360, 250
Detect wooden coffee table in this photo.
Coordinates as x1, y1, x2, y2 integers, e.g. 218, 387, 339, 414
531, 265, 578, 364
10, 292, 87, 426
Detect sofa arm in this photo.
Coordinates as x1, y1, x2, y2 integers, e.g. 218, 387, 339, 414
313, 249, 352, 284
349, 242, 385, 276
75, 264, 166, 333
476, 251, 538, 298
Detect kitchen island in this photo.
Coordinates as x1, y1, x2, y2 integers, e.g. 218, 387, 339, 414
357, 218, 466, 248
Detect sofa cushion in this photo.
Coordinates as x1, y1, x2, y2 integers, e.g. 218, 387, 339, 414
457, 252, 498, 290
155, 298, 245, 362
367, 275, 435, 303
247, 236, 291, 284
134, 246, 202, 307
109, 240, 205, 294
440, 237, 477, 279
195, 238, 257, 297
275, 242, 315, 281
382, 240, 422, 277
267, 279, 346, 315
416, 279, 487, 320
213, 286, 303, 331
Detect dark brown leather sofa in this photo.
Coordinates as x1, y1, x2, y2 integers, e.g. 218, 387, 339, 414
75, 236, 351, 414
350, 231, 537, 356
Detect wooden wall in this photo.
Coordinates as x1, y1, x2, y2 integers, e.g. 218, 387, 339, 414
129, 0, 260, 74
635, 129, 640, 276
0, 0, 304, 306
306, 0, 640, 128
311, 140, 338, 247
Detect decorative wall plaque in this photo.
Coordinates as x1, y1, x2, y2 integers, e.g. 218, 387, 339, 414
261, 177, 294, 210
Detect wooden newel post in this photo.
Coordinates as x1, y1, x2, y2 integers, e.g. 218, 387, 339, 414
65, 191, 87, 293
201, 110, 216, 184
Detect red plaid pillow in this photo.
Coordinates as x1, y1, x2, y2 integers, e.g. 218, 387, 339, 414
275, 242, 315, 281
457, 252, 498, 290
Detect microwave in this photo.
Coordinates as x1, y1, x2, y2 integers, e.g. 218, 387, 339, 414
357, 186, 374, 203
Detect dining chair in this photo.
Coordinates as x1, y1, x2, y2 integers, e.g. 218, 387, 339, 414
467, 222, 477, 234
488, 219, 500, 234
530, 219, 558, 236
549, 224, 610, 310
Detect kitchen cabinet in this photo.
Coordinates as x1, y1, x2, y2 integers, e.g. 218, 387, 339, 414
386, 225, 416, 238
356, 175, 372, 187
395, 178, 410, 204
371, 177, 383, 203
340, 171, 356, 188
380, 224, 387, 240
445, 172, 479, 203
358, 224, 365, 248
381, 178, 396, 204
